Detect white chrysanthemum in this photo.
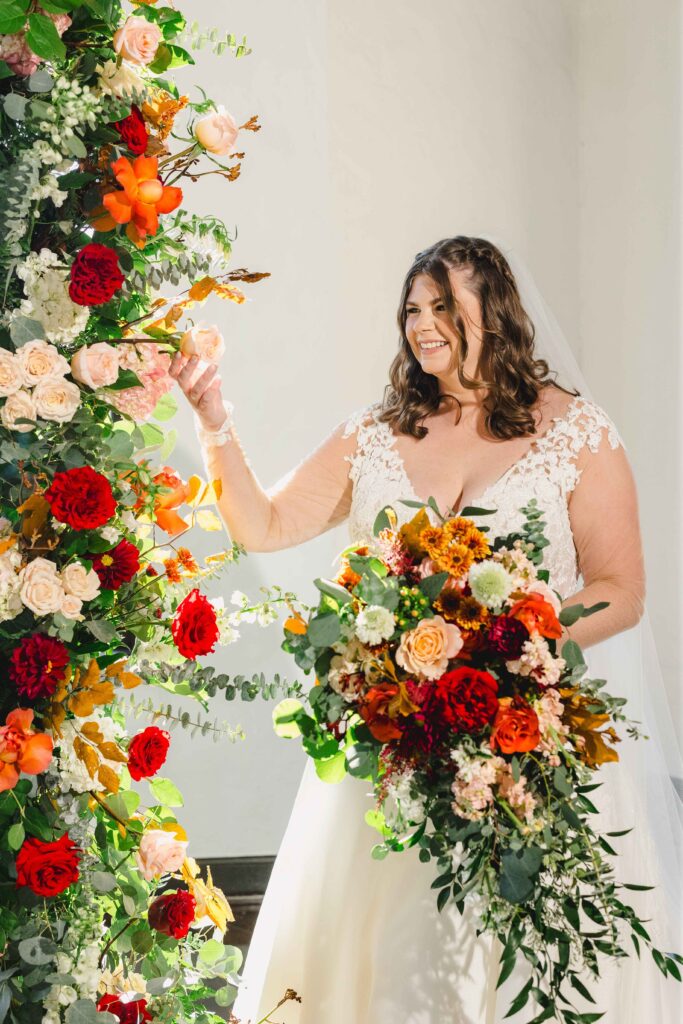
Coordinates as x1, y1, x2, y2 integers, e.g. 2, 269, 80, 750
355, 604, 395, 645
467, 560, 514, 609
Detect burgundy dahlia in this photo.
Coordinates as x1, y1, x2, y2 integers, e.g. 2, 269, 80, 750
89, 538, 140, 590
68, 243, 124, 306
8, 634, 70, 700
432, 666, 499, 734
487, 614, 529, 660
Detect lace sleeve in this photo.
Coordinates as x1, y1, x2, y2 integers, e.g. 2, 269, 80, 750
564, 398, 646, 644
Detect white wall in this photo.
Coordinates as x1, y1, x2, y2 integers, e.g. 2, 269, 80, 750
143, 0, 679, 858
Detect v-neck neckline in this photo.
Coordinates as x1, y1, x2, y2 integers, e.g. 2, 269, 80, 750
383, 394, 582, 518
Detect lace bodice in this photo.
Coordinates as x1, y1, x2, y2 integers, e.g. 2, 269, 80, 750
342, 395, 623, 598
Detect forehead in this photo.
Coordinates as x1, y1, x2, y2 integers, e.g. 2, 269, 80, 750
406, 267, 474, 303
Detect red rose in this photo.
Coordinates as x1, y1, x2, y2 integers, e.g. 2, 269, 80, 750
487, 615, 529, 659
15, 832, 80, 896
433, 666, 499, 733
45, 467, 116, 530
171, 588, 219, 659
490, 697, 541, 754
127, 725, 170, 781
89, 538, 140, 590
97, 994, 153, 1024
113, 104, 149, 156
358, 684, 404, 742
148, 889, 196, 939
68, 243, 124, 306
9, 634, 70, 700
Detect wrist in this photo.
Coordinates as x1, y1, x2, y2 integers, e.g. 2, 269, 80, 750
195, 400, 235, 447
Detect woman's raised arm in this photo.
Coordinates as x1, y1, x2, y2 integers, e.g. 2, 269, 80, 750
170, 352, 358, 552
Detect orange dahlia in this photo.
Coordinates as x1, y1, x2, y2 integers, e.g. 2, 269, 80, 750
93, 155, 182, 247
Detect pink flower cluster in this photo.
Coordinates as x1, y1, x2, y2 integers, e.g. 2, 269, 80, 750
0, 9, 71, 77
106, 342, 174, 422
452, 752, 537, 823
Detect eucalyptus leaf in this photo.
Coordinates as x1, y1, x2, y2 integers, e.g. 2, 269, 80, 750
9, 317, 43, 347
66, 1003, 118, 1024
91, 871, 117, 893
18, 937, 57, 966
27, 68, 54, 92
85, 619, 118, 643
306, 612, 341, 647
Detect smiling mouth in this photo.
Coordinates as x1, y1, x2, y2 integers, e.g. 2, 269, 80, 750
419, 340, 448, 351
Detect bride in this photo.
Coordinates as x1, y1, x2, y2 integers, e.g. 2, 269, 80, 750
170, 235, 682, 1022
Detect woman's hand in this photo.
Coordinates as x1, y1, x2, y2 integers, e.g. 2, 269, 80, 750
169, 352, 228, 431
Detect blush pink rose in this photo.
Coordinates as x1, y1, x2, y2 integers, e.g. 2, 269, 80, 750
70, 343, 120, 389
194, 106, 239, 155
180, 323, 225, 363
113, 16, 162, 65
135, 829, 188, 881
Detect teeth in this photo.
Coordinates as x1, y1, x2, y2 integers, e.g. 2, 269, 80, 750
420, 340, 447, 350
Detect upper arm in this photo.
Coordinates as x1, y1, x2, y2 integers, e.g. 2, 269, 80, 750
257, 413, 361, 552
568, 413, 646, 622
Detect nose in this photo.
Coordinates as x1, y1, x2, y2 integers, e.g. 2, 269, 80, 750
414, 307, 436, 333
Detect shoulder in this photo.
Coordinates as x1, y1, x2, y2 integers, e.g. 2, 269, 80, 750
340, 400, 384, 440
562, 393, 624, 453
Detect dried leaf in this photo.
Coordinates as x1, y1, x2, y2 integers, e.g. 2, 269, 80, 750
17, 494, 51, 544
97, 763, 120, 794
106, 661, 144, 689
81, 722, 104, 743
398, 508, 432, 558
560, 688, 621, 768
73, 736, 99, 779
97, 741, 128, 764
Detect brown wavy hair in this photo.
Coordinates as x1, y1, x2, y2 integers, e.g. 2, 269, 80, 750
378, 236, 580, 439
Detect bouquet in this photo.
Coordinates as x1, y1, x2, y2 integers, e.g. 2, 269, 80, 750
276, 499, 682, 1023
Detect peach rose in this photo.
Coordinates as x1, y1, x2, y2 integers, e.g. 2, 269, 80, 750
17, 340, 70, 387
60, 593, 84, 621
33, 379, 81, 423
417, 557, 463, 593
180, 323, 225, 363
19, 557, 64, 616
61, 561, 101, 601
0, 708, 54, 793
113, 15, 162, 65
1, 390, 36, 432
194, 106, 239, 155
70, 343, 120, 389
135, 829, 188, 881
0, 351, 23, 397
396, 614, 463, 681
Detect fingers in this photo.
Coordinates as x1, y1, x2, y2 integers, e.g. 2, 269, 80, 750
169, 353, 219, 408
189, 364, 218, 403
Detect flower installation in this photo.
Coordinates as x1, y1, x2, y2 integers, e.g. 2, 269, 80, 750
0, 2, 300, 1022
274, 499, 683, 1023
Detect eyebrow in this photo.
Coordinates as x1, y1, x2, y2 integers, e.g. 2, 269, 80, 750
405, 298, 444, 305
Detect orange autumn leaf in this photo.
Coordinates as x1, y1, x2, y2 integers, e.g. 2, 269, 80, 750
17, 494, 51, 544
81, 722, 104, 744
399, 507, 432, 558
97, 763, 121, 794
188, 275, 246, 305
97, 741, 128, 764
284, 615, 307, 635
560, 688, 621, 768
73, 736, 99, 779
0, 533, 18, 556
106, 661, 143, 690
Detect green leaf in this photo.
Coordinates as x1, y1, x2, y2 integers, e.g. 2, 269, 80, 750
561, 638, 586, 670
306, 611, 341, 647
496, 955, 516, 989
26, 12, 67, 60
27, 68, 54, 91
553, 765, 572, 796
418, 571, 449, 601
148, 776, 184, 807
436, 886, 450, 913
7, 823, 24, 850
0, 5, 27, 34
313, 577, 354, 605
9, 316, 44, 345
272, 699, 304, 739
314, 750, 347, 783
91, 871, 117, 893
372, 506, 394, 535
504, 978, 532, 1017
18, 937, 58, 965
85, 619, 119, 643
130, 927, 154, 954
198, 938, 224, 964
151, 392, 177, 421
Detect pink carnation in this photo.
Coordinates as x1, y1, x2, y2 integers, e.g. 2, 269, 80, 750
106, 342, 173, 421
0, 10, 71, 77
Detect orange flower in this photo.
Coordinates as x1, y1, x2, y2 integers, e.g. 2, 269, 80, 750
93, 155, 182, 248
150, 467, 191, 535
0, 709, 54, 792
508, 592, 563, 640
163, 558, 182, 583
359, 685, 404, 743
490, 697, 541, 754
176, 547, 199, 574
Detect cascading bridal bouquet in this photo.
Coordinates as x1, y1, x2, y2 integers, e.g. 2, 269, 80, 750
275, 499, 682, 1023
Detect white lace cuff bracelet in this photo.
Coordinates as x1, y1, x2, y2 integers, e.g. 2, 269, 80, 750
195, 400, 235, 448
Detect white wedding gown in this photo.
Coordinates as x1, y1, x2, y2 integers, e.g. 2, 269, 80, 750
232, 395, 682, 1023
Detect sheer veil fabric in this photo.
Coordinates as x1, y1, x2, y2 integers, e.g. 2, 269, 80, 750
232, 239, 683, 1022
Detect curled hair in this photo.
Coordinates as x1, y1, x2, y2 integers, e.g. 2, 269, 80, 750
379, 236, 580, 439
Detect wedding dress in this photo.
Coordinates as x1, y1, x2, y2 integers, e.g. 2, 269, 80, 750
231, 393, 682, 1024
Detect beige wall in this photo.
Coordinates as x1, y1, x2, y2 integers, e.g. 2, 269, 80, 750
147, 0, 680, 857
